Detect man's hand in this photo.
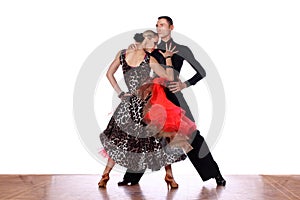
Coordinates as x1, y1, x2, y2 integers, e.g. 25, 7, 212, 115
159, 42, 179, 58
128, 43, 137, 50
168, 76, 187, 93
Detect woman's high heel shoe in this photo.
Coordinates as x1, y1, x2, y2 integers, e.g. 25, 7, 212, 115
98, 173, 109, 188
165, 174, 179, 189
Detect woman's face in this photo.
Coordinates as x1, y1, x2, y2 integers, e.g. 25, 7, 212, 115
152, 35, 159, 46
145, 37, 156, 48
143, 33, 158, 48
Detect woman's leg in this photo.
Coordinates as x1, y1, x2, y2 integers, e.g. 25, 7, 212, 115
164, 165, 178, 189
102, 158, 115, 174
98, 158, 115, 188
165, 164, 174, 177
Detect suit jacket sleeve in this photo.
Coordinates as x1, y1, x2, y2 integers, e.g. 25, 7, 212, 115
181, 46, 206, 86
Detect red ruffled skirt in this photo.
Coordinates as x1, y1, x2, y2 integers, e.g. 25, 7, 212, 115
142, 78, 197, 138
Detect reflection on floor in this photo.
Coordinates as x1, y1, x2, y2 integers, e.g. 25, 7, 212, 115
0, 174, 299, 200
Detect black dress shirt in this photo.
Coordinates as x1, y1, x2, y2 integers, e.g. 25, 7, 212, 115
156, 38, 206, 86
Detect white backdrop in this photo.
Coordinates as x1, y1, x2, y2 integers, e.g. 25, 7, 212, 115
1, 0, 299, 175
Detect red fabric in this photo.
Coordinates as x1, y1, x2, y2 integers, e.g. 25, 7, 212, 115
144, 78, 197, 136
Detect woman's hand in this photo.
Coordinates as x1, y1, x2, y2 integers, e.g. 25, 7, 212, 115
120, 93, 132, 100
159, 43, 179, 58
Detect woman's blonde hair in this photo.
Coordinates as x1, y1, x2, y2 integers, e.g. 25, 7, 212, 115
142, 30, 158, 40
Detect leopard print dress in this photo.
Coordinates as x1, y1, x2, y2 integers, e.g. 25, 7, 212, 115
99, 49, 186, 171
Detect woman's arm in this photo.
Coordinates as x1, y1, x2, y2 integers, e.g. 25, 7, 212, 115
149, 43, 178, 81
149, 56, 174, 81
106, 51, 123, 96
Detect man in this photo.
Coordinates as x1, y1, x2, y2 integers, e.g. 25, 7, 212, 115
118, 16, 226, 186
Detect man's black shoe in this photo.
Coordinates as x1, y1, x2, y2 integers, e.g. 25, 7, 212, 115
117, 180, 139, 186
215, 175, 226, 186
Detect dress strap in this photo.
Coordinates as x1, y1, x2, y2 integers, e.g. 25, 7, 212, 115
119, 49, 126, 65
144, 51, 151, 64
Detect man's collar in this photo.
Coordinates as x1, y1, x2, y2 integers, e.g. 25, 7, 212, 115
158, 38, 174, 47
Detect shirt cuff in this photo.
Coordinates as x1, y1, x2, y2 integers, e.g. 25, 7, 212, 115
184, 80, 191, 88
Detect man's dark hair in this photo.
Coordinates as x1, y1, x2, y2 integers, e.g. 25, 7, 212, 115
158, 16, 173, 26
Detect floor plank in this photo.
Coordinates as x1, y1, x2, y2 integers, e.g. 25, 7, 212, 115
0, 174, 299, 200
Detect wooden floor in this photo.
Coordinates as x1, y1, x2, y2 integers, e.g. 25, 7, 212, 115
0, 174, 299, 200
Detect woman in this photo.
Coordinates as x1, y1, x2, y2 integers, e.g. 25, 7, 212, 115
98, 30, 196, 188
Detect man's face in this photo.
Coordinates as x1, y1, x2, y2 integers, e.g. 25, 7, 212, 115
156, 18, 173, 39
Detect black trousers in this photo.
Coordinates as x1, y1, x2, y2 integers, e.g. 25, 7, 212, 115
123, 90, 221, 182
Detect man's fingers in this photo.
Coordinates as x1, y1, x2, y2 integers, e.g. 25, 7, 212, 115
169, 87, 177, 91
128, 44, 136, 50
168, 82, 178, 86
170, 88, 179, 93
171, 45, 177, 52
166, 42, 173, 51
168, 81, 177, 85
168, 85, 178, 89
169, 42, 173, 50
